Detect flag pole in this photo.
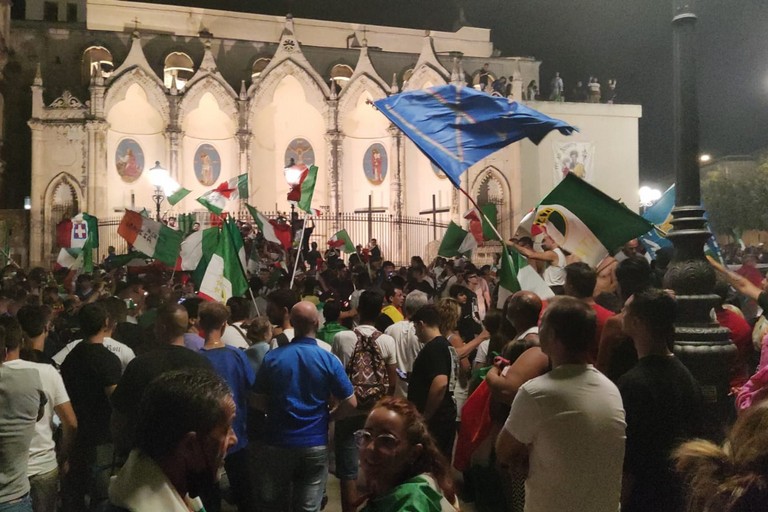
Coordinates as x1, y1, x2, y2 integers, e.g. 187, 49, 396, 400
248, 287, 261, 316
289, 211, 310, 290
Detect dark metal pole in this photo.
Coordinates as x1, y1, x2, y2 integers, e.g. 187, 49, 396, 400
432, 194, 437, 240
368, 194, 373, 243
665, 0, 734, 438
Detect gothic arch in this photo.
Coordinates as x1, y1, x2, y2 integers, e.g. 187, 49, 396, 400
403, 64, 448, 91
470, 166, 512, 238
337, 74, 389, 120
248, 59, 329, 121
104, 67, 170, 125
42, 173, 84, 257
178, 75, 239, 122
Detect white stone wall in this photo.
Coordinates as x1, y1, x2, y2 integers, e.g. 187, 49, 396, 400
519, 101, 643, 228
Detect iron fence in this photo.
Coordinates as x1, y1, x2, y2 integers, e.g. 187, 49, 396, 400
95, 210, 450, 267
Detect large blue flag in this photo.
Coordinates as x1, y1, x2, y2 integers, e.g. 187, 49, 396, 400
373, 84, 577, 187
639, 184, 723, 263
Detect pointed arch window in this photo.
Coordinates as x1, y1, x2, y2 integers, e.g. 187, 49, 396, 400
251, 57, 271, 81
164, 52, 194, 91
82, 46, 114, 83
330, 64, 354, 94
402, 68, 415, 85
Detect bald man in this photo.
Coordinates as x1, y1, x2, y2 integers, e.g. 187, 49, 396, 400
252, 301, 357, 512
111, 303, 213, 456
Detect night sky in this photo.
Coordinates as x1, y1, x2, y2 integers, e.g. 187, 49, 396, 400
148, 0, 768, 185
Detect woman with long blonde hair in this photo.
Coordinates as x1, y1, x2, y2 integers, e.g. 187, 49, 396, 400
674, 401, 768, 511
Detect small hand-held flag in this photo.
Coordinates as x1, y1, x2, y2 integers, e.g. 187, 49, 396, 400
198, 174, 249, 214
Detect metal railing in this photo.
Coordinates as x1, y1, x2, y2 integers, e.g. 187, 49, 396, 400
94, 210, 450, 267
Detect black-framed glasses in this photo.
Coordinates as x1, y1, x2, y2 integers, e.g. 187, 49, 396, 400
353, 429, 400, 452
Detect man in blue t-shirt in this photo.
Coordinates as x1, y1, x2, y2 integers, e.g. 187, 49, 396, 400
253, 301, 357, 511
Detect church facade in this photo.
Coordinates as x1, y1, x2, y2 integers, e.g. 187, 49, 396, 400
4, 0, 642, 267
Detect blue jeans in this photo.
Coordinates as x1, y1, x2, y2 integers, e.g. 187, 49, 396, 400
254, 445, 328, 512
0, 494, 33, 512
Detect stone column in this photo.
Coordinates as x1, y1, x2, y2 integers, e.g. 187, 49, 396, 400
388, 125, 404, 264
167, 94, 181, 180
237, 130, 252, 176
28, 125, 45, 267
325, 130, 342, 229
86, 120, 109, 218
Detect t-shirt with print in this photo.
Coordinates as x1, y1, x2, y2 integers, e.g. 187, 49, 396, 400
4, 359, 69, 476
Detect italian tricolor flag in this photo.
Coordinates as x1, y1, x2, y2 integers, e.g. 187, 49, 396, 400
246, 204, 292, 250
328, 229, 355, 253
496, 245, 554, 308
166, 178, 191, 206
197, 174, 249, 214
437, 222, 475, 258
117, 210, 183, 266
286, 164, 320, 215
523, 173, 654, 266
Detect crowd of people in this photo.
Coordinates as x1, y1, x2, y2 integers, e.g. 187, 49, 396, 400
3, 231, 768, 512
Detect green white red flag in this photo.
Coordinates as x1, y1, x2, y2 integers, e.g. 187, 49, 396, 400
519, 173, 653, 266
198, 218, 249, 302
438, 221, 475, 258
117, 210, 183, 266
166, 178, 191, 206
246, 204, 292, 250
197, 174, 249, 214
286, 164, 320, 215
496, 245, 554, 308
328, 229, 355, 253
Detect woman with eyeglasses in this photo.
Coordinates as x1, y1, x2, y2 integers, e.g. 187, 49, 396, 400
355, 396, 459, 511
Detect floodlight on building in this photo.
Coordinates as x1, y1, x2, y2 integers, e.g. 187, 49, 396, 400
699, 153, 712, 163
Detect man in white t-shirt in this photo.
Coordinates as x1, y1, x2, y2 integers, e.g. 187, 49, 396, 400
385, 290, 429, 398
496, 297, 626, 512
52, 336, 135, 372
4, 315, 78, 512
52, 304, 136, 371
510, 233, 567, 294
332, 290, 397, 512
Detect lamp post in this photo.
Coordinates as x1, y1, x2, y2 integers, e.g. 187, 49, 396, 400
147, 161, 169, 222
665, 0, 733, 436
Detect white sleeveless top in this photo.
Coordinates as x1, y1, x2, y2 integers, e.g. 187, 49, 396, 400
542, 248, 566, 287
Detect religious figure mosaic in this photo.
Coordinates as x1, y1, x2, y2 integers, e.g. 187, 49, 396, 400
115, 139, 144, 183
363, 143, 388, 185
194, 144, 221, 186
285, 138, 315, 167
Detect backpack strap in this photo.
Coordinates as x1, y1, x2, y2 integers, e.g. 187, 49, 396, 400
231, 323, 249, 344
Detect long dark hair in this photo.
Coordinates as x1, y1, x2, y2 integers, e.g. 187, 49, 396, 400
373, 396, 456, 503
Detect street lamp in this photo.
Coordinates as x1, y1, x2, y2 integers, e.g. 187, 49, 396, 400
147, 161, 169, 222
667, 0, 733, 436
638, 186, 662, 208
